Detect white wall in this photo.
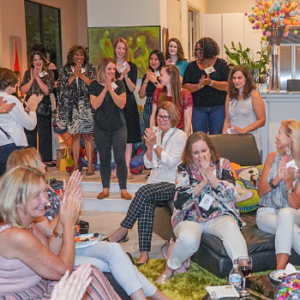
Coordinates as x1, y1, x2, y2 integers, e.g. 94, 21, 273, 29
0, 0, 87, 71
208, 0, 254, 14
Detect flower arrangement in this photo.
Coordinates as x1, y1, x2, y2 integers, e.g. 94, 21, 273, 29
246, 1, 300, 45
224, 41, 270, 82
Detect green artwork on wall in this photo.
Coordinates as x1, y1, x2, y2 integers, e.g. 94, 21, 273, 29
88, 26, 161, 78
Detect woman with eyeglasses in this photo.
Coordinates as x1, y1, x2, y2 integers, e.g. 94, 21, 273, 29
149, 64, 193, 136
107, 102, 187, 266
183, 37, 229, 135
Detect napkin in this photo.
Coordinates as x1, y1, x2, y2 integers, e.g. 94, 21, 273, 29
206, 285, 239, 298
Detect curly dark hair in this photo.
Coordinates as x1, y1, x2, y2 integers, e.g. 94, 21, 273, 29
28, 51, 48, 71
228, 65, 255, 100
194, 37, 219, 59
165, 38, 187, 62
148, 50, 165, 72
66, 45, 87, 66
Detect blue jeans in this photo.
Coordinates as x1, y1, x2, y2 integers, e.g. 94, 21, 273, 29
192, 105, 225, 135
0, 143, 23, 175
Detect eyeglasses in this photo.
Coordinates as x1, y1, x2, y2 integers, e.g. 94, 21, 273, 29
156, 115, 170, 121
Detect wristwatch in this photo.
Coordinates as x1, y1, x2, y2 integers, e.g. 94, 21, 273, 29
287, 188, 295, 194
153, 144, 158, 150
269, 179, 278, 189
153, 81, 159, 86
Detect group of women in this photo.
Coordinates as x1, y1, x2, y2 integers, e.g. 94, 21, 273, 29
1, 34, 300, 298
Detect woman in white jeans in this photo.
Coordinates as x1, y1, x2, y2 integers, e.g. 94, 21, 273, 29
257, 119, 300, 270
157, 132, 248, 284
6, 148, 171, 300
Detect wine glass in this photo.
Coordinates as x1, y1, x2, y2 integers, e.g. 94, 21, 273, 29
237, 256, 252, 297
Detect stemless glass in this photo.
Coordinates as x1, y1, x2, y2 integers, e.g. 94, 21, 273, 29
237, 256, 252, 297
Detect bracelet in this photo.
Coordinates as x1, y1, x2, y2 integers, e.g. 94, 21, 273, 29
209, 80, 214, 86
269, 179, 278, 189
124, 75, 128, 79
144, 81, 149, 85
53, 231, 63, 239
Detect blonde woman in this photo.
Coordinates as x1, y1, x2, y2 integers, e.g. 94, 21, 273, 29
257, 119, 300, 270
90, 57, 132, 200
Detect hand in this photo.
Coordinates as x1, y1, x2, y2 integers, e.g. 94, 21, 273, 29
106, 78, 113, 93
147, 71, 157, 83
60, 187, 82, 227
50, 263, 92, 300
144, 128, 157, 148
199, 168, 209, 185
0, 97, 15, 114
200, 75, 212, 86
122, 63, 131, 77
166, 58, 172, 64
284, 166, 297, 188
63, 170, 82, 203
199, 155, 212, 177
74, 64, 81, 77
30, 68, 36, 80
25, 94, 43, 112
277, 156, 287, 182
230, 126, 244, 134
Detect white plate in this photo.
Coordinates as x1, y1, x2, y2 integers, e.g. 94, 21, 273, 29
75, 233, 105, 249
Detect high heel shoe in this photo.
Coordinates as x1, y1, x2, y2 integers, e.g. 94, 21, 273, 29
156, 274, 171, 285
103, 233, 129, 243
136, 257, 149, 267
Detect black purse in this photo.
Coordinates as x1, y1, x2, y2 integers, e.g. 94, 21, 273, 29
36, 103, 51, 116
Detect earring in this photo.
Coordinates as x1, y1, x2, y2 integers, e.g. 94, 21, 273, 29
286, 144, 291, 156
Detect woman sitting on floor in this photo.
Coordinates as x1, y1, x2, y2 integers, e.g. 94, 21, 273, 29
0, 166, 122, 299
6, 147, 172, 300
257, 119, 300, 270
157, 132, 248, 284
107, 101, 187, 265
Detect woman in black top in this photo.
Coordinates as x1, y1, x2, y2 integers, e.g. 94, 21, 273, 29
90, 57, 132, 200
113, 38, 141, 180
138, 50, 165, 129
20, 50, 54, 162
183, 37, 229, 135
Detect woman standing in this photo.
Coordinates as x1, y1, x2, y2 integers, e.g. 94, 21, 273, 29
57, 45, 96, 175
20, 51, 54, 163
0, 68, 41, 175
223, 65, 266, 157
90, 57, 132, 200
165, 38, 188, 78
138, 50, 165, 129
114, 38, 141, 179
183, 37, 229, 135
107, 102, 187, 265
157, 132, 248, 284
257, 120, 300, 270
149, 64, 193, 136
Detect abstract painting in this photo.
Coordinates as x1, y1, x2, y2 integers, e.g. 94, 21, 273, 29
88, 26, 160, 78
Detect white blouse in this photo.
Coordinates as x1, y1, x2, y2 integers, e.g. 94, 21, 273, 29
143, 127, 187, 184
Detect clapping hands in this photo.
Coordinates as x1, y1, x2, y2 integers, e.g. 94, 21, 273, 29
25, 94, 43, 112
144, 128, 157, 149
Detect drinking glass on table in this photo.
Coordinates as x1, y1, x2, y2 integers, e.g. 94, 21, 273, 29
237, 256, 252, 297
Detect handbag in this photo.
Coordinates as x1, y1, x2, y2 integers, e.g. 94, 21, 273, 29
59, 147, 74, 172
36, 103, 51, 116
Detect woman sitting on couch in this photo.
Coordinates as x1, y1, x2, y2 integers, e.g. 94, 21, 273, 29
257, 119, 300, 270
157, 132, 248, 284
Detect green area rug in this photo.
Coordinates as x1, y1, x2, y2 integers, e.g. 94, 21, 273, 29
136, 258, 300, 300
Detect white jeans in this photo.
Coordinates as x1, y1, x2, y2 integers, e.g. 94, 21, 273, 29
256, 206, 300, 255
168, 216, 248, 270
75, 241, 156, 297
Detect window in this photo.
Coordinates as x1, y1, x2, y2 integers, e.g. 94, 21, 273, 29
24, 0, 62, 69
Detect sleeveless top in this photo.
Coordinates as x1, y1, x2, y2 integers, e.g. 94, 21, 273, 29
0, 224, 41, 296
259, 152, 299, 209
228, 93, 262, 156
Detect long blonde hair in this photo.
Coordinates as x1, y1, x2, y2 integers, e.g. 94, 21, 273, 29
281, 119, 300, 168
0, 166, 46, 228
7, 148, 43, 171
158, 65, 182, 109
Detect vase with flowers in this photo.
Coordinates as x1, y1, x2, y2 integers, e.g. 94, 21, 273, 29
246, 0, 300, 92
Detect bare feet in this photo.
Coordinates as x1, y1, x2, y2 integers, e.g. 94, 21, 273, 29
127, 168, 134, 179
108, 226, 128, 243
110, 169, 117, 179
136, 252, 149, 266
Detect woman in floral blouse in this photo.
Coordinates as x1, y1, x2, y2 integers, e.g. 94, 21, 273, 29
157, 131, 248, 284
20, 50, 54, 163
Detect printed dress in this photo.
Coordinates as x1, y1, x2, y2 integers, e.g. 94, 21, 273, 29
57, 63, 96, 135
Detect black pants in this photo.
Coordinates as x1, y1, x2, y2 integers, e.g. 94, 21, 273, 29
94, 126, 127, 190
0, 143, 23, 176
25, 96, 52, 162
